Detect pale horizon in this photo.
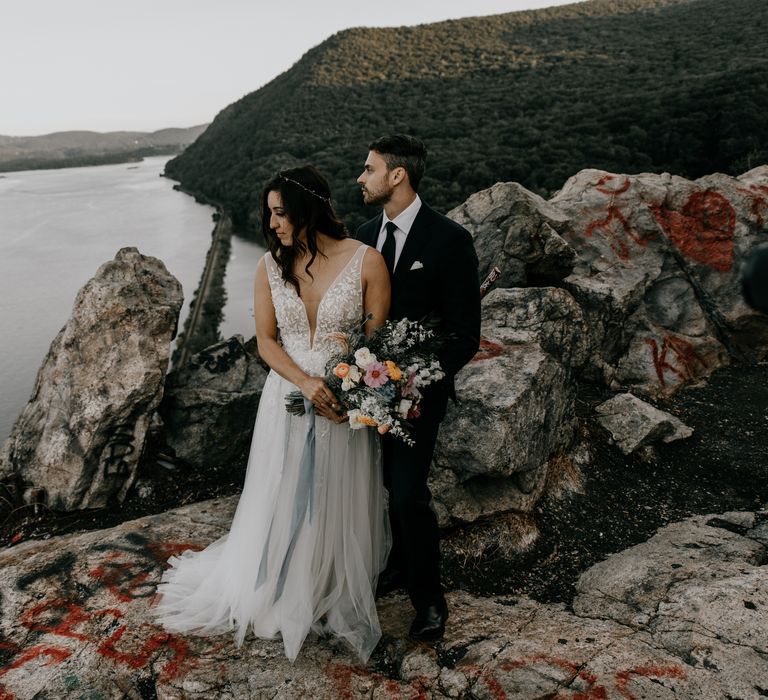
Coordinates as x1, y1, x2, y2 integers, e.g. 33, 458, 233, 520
1, 0, 584, 137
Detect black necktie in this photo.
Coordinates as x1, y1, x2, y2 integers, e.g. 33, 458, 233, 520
382, 221, 397, 275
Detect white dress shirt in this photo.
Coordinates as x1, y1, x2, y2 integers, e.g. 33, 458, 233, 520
375, 194, 422, 271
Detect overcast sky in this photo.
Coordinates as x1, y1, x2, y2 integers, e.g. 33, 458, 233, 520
1, 0, 583, 136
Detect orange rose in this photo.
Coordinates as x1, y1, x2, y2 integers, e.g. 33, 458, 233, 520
327, 332, 350, 354
377, 423, 391, 435
355, 415, 377, 427
384, 360, 402, 381
333, 362, 351, 378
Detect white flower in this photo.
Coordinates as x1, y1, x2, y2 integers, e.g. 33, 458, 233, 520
341, 365, 362, 391
354, 347, 377, 368
347, 409, 365, 429
397, 399, 412, 418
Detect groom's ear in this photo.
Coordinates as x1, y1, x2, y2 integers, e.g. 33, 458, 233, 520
390, 166, 407, 186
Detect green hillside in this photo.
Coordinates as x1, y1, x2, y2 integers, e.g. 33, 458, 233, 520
165, 0, 768, 233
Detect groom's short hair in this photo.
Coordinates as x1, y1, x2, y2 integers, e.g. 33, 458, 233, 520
368, 134, 427, 192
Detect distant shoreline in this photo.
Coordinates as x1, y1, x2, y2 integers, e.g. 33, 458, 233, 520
0, 147, 183, 175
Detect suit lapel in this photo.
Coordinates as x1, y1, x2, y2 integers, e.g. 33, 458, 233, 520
361, 213, 383, 247
393, 204, 432, 284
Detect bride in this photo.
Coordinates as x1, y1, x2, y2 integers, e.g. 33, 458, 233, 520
151, 165, 393, 663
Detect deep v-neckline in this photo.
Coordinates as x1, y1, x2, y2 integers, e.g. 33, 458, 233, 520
294, 245, 364, 350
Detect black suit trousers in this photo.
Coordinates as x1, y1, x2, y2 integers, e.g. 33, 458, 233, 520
382, 393, 447, 612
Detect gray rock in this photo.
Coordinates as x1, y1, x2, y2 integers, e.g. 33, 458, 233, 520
549, 167, 768, 394
573, 513, 766, 628
480, 286, 590, 369
1, 501, 765, 698
433, 342, 576, 520
159, 335, 268, 470
594, 392, 693, 454
0, 247, 183, 510
448, 181, 575, 288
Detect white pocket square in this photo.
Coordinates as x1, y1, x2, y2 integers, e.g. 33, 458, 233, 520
410, 260, 424, 270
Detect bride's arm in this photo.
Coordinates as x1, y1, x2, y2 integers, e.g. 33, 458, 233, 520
253, 258, 337, 407
361, 248, 391, 336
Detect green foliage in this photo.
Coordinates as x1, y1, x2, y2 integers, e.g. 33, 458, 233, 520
165, 0, 768, 233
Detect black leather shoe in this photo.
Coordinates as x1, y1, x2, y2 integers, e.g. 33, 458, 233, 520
408, 602, 449, 641
375, 568, 406, 598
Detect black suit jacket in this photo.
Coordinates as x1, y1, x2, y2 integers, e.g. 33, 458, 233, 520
356, 202, 481, 412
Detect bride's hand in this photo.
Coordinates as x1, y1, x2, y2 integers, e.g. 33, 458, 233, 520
298, 376, 341, 412
315, 403, 349, 424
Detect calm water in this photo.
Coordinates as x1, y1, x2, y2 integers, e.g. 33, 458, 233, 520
0, 156, 221, 441
219, 234, 265, 343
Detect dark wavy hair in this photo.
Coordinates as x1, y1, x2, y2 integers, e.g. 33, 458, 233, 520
261, 165, 349, 294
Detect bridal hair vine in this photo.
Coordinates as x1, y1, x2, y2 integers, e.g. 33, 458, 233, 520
280, 174, 332, 205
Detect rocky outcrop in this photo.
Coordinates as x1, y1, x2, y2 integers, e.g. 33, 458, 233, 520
0, 247, 182, 510
427, 165, 768, 544
594, 392, 693, 455
450, 167, 768, 398
159, 335, 268, 470
0, 497, 764, 699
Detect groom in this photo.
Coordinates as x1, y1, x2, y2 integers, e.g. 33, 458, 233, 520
356, 134, 481, 640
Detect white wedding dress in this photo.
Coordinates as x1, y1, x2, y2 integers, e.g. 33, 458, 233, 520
151, 244, 391, 663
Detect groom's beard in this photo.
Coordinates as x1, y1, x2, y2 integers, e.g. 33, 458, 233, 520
361, 183, 393, 207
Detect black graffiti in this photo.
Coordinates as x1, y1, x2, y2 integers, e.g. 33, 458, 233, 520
190, 337, 244, 375
101, 423, 136, 478
16, 552, 78, 592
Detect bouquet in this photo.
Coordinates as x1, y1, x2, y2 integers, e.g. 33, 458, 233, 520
284, 317, 445, 445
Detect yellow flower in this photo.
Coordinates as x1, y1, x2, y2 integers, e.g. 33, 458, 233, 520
385, 360, 402, 381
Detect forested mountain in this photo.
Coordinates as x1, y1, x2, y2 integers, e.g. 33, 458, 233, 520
0, 125, 209, 172
165, 0, 768, 233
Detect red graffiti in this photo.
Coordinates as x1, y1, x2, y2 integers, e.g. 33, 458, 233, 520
89, 551, 155, 602
652, 190, 735, 271
645, 335, 709, 388
146, 541, 204, 567
327, 662, 428, 700
97, 623, 193, 681
585, 207, 656, 261
615, 664, 687, 699
499, 656, 604, 699
462, 656, 685, 699
0, 536, 226, 698
595, 175, 631, 195
472, 337, 506, 362
464, 664, 509, 700
0, 644, 72, 700
21, 598, 101, 640
736, 184, 768, 228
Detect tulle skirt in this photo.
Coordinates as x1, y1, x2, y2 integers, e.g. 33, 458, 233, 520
150, 369, 391, 663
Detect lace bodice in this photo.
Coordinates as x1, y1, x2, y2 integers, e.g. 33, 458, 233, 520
264, 245, 368, 376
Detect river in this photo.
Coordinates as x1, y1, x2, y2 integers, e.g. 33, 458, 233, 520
0, 156, 233, 442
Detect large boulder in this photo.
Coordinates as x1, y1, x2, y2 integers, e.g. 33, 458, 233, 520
551, 168, 768, 394
453, 169, 768, 397
158, 335, 269, 470
430, 286, 582, 539
0, 248, 182, 510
